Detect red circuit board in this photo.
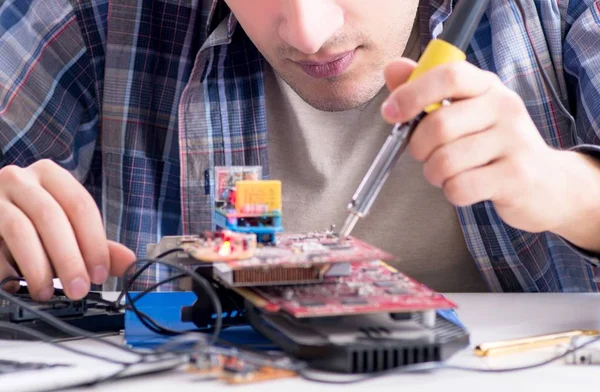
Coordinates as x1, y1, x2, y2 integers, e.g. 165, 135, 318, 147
213, 232, 395, 270
234, 260, 457, 318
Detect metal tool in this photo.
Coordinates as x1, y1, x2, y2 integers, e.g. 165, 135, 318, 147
339, 0, 491, 238
474, 330, 600, 357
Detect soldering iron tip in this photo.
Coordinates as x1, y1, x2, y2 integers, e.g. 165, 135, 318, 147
339, 213, 360, 238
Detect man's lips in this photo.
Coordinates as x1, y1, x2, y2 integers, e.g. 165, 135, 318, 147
294, 50, 356, 79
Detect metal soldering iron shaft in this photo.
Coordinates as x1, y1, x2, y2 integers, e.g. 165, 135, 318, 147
339, 115, 423, 238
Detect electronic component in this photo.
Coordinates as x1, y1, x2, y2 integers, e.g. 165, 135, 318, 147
245, 301, 469, 374
220, 357, 297, 384
214, 166, 283, 244
233, 261, 456, 318
150, 231, 395, 287
0, 294, 86, 322
213, 263, 330, 287
210, 232, 394, 269
187, 354, 297, 384
0, 287, 123, 340
214, 166, 262, 205
186, 351, 298, 385
181, 231, 257, 262
181, 267, 248, 330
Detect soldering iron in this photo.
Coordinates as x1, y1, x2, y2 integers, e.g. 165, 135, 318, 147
339, 0, 491, 238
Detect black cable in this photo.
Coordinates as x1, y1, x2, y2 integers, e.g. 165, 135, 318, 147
82, 364, 134, 387
125, 273, 187, 307
122, 272, 189, 337
0, 287, 152, 358
114, 247, 184, 306
120, 256, 223, 345
0, 276, 23, 289
122, 268, 218, 337
88, 295, 121, 309
0, 321, 138, 365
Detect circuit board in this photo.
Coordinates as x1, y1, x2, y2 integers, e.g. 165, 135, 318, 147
176, 230, 395, 287
234, 260, 457, 318
205, 231, 395, 268
205, 231, 395, 287
186, 353, 297, 385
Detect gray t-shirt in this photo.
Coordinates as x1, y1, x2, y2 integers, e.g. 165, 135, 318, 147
264, 28, 487, 293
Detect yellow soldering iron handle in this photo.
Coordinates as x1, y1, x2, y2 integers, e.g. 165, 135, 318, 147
405, 0, 490, 113
406, 39, 466, 113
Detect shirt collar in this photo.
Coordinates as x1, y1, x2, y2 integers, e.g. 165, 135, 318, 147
205, 0, 237, 43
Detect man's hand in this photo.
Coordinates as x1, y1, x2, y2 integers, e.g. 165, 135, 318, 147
0, 160, 136, 301
380, 58, 600, 247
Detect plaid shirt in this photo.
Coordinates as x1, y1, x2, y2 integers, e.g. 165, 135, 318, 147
1, 0, 600, 292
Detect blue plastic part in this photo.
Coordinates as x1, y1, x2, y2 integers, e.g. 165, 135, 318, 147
214, 209, 283, 243
124, 291, 273, 349
437, 308, 465, 329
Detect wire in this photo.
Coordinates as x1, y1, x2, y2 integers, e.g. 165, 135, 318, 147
126, 273, 187, 306
114, 247, 184, 306
447, 335, 600, 373
122, 273, 192, 336
0, 276, 23, 290
0, 321, 138, 365
0, 287, 153, 358
120, 254, 223, 345
0, 246, 221, 359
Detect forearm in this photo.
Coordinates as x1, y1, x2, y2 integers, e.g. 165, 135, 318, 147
551, 151, 600, 254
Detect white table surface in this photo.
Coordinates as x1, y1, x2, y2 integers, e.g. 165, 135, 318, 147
40, 293, 600, 391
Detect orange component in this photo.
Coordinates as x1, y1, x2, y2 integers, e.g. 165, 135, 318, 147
234, 180, 281, 213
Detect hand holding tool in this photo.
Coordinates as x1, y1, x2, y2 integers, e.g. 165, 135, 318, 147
339, 0, 491, 238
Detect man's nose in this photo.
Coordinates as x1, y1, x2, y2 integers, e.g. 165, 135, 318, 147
278, 0, 344, 54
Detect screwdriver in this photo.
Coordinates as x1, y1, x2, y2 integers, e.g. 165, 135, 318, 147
339, 0, 491, 238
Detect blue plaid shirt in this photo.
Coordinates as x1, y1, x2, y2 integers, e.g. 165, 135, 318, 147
1, 0, 600, 292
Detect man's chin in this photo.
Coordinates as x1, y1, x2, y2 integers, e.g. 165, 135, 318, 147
295, 90, 376, 112
277, 69, 384, 112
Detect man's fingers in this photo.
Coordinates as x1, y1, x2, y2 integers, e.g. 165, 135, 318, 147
442, 161, 510, 207
108, 240, 136, 278
32, 160, 110, 285
423, 129, 506, 188
409, 87, 502, 162
382, 61, 499, 124
0, 202, 54, 301
5, 181, 90, 300
383, 58, 417, 92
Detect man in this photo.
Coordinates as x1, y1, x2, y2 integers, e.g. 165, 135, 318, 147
0, 0, 599, 301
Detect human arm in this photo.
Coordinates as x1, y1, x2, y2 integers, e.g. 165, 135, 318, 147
379, 2, 600, 254
0, 0, 134, 300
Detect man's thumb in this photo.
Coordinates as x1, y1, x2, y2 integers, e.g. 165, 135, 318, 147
108, 240, 137, 277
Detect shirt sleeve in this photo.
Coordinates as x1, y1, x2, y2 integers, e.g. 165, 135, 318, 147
0, 0, 104, 183
563, 0, 600, 149
561, 0, 600, 264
